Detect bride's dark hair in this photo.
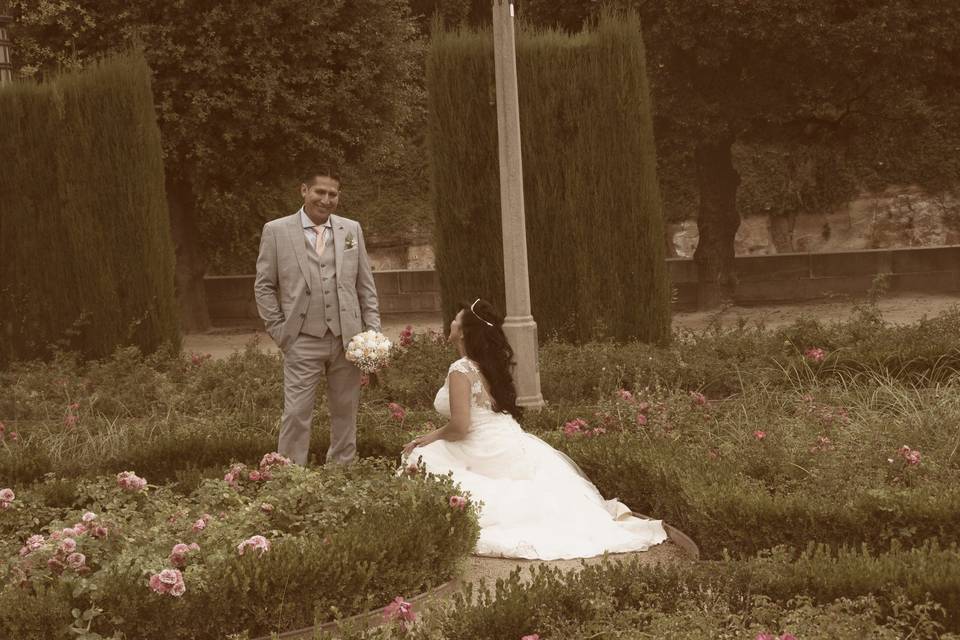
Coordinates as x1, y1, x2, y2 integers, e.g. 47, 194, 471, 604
459, 299, 522, 422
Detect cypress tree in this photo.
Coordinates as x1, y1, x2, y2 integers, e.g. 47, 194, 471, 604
0, 52, 178, 365
427, 9, 670, 343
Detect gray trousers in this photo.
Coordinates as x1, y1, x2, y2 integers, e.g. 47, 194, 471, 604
277, 332, 361, 465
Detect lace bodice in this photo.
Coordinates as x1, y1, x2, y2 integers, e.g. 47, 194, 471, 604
434, 357, 494, 417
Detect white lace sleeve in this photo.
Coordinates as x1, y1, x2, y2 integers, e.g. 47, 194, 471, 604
448, 358, 493, 410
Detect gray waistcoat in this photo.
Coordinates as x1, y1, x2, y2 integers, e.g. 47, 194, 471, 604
300, 231, 342, 338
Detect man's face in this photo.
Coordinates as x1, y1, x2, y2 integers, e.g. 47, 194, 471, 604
301, 176, 340, 221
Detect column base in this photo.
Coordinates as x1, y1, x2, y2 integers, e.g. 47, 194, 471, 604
502, 315, 544, 409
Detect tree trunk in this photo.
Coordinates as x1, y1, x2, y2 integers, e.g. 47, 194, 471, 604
693, 138, 741, 308
166, 177, 211, 333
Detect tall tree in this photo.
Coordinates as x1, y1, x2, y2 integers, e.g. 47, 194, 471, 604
520, 0, 960, 305
10, 0, 423, 329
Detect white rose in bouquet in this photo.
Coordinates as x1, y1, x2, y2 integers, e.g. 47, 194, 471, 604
345, 330, 393, 373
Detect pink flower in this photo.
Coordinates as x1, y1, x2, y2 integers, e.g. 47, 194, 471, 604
237, 535, 271, 556
248, 470, 262, 482
64, 414, 78, 428
0, 488, 14, 509
91, 526, 108, 538
399, 325, 414, 347
449, 495, 467, 510
24, 534, 45, 552
521, 635, 541, 640
562, 418, 588, 438
636, 401, 650, 413
360, 374, 370, 387
804, 347, 826, 363
72, 523, 87, 535
260, 503, 274, 514
116, 471, 147, 492
753, 430, 766, 440
169, 543, 192, 568
159, 568, 181, 585
190, 352, 211, 366
8, 431, 17, 441
259, 452, 291, 471
382, 596, 416, 627
780, 634, 797, 640
388, 402, 406, 421
906, 450, 922, 465
81, 511, 97, 523
48, 557, 65, 575
66, 552, 86, 570
616, 388, 634, 402
149, 573, 166, 594
59, 538, 77, 554
690, 391, 707, 406
755, 634, 776, 640
170, 580, 186, 597
635, 413, 648, 426
192, 518, 206, 532
591, 427, 607, 436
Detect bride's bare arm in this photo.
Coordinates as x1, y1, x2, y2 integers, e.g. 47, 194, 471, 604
402, 372, 471, 454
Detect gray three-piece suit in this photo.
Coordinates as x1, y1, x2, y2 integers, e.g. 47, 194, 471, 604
254, 209, 380, 465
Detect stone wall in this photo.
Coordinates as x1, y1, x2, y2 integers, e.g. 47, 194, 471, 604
207, 245, 960, 325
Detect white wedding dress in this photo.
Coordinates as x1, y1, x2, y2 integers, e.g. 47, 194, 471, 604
403, 357, 668, 560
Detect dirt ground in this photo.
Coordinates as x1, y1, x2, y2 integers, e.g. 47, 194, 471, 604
182, 292, 960, 358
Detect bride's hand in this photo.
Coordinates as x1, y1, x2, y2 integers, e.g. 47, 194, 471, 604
402, 435, 427, 457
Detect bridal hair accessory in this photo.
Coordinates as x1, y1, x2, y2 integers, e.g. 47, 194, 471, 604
470, 298, 495, 327
345, 330, 393, 373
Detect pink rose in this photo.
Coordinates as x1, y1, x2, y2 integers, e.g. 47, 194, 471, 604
780, 634, 797, 640
635, 413, 648, 426
192, 518, 206, 532
116, 471, 147, 492
259, 452, 291, 471
0, 488, 14, 509
237, 535, 271, 556
804, 347, 826, 363
399, 325, 414, 347
81, 511, 97, 522
8, 431, 17, 441
690, 391, 707, 406
48, 557, 65, 575
64, 414, 78, 428
170, 580, 186, 597
616, 388, 634, 402
149, 573, 167, 594
91, 526, 108, 539
248, 470, 262, 482
906, 450, 921, 465
755, 634, 775, 640
753, 430, 766, 440
562, 418, 588, 438
59, 538, 77, 554
388, 402, 406, 421
66, 552, 86, 570
382, 596, 416, 626
158, 568, 181, 585
72, 523, 87, 535
449, 495, 467, 510
521, 635, 541, 640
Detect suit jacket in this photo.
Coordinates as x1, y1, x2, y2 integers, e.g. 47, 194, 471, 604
255, 211, 381, 351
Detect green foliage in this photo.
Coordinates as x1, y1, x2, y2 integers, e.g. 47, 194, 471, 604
10, 0, 426, 292
339, 549, 960, 638
0, 460, 479, 639
0, 51, 179, 366
427, 10, 670, 343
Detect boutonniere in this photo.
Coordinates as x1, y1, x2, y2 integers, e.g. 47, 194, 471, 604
345, 232, 356, 250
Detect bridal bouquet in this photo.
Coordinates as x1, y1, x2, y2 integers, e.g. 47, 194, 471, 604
346, 330, 393, 373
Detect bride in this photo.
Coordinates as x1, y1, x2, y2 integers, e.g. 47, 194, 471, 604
401, 298, 668, 560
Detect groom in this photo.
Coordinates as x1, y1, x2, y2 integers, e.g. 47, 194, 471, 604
254, 169, 381, 465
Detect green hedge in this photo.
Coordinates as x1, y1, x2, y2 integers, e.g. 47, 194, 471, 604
427, 9, 670, 343
0, 460, 479, 639
337, 545, 960, 639
0, 51, 178, 366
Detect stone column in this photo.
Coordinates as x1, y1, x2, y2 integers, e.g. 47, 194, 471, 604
492, 0, 543, 408
0, 8, 13, 86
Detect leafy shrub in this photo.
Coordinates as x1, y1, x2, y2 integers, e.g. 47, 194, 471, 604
0, 458, 479, 640
338, 550, 960, 639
